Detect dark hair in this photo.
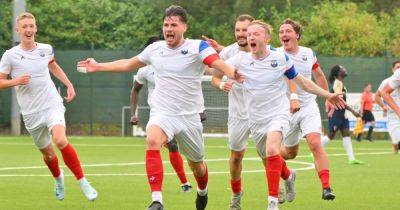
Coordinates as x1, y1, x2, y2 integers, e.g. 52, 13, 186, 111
163, 5, 188, 23
329, 65, 342, 84
392, 60, 400, 68
364, 83, 371, 88
236, 14, 254, 22
281, 18, 302, 40
144, 35, 163, 48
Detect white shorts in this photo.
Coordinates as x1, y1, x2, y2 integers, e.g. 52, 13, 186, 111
387, 113, 400, 144
284, 102, 322, 147
147, 112, 204, 162
22, 105, 66, 149
228, 117, 251, 151
248, 114, 290, 158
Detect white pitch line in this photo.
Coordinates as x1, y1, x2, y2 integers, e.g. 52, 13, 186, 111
0, 160, 314, 177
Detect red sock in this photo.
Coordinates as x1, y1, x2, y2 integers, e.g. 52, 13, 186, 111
266, 155, 282, 198
44, 156, 61, 178
194, 165, 208, 190
146, 150, 164, 192
169, 151, 188, 184
318, 169, 330, 189
231, 178, 242, 194
61, 144, 84, 180
280, 156, 291, 180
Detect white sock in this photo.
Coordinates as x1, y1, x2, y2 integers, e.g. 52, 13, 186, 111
321, 135, 330, 147
152, 191, 163, 204
342, 136, 355, 161
268, 196, 279, 203
78, 177, 87, 185
197, 186, 208, 196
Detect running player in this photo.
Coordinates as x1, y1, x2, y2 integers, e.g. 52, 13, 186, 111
225, 20, 345, 210
376, 60, 400, 154
130, 36, 193, 193
324, 65, 364, 164
277, 18, 335, 200
210, 14, 254, 210
78, 5, 243, 210
0, 12, 97, 201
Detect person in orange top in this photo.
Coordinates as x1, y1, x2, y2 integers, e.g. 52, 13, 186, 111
357, 83, 375, 141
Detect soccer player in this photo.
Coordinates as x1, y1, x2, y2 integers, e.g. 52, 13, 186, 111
0, 12, 97, 201
130, 35, 193, 193
357, 83, 375, 141
323, 65, 364, 164
376, 60, 400, 154
225, 20, 345, 210
210, 14, 254, 210
277, 18, 335, 200
77, 5, 243, 210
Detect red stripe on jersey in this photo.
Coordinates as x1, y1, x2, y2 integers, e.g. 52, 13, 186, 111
48, 58, 56, 64
312, 61, 319, 71
203, 53, 220, 67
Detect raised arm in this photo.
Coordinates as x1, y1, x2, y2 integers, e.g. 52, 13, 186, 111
381, 84, 400, 117
374, 90, 388, 112
77, 56, 146, 73
130, 81, 143, 125
49, 61, 75, 102
292, 74, 345, 109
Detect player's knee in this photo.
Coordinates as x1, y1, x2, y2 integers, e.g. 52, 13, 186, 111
266, 146, 279, 157
286, 149, 298, 159
146, 135, 163, 150
230, 153, 244, 165
52, 135, 68, 149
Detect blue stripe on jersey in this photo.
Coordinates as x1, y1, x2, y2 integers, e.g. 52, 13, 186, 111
284, 53, 289, 61
312, 50, 316, 57
199, 40, 210, 53
270, 46, 276, 51
284, 65, 298, 80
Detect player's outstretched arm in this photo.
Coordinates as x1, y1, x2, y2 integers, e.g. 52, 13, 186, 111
0, 73, 30, 90
211, 69, 232, 92
77, 56, 146, 73
130, 81, 143, 125
381, 84, 400, 117
293, 74, 346, 109
202, 35, 224, 53
286, 78, 300, 113
210, 59, 244, 83
49, 61, 76, 102
374, 90, 388, 112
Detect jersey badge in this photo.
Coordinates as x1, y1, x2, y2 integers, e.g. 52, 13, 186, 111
181, 49, 188, 55
270, 60, 278, 68
302, 55, 308, 61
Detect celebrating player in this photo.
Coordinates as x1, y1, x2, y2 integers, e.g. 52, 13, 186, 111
277, 18, 335, 200
130, 35, 193, 193
77, 5, 243, 210
210, 14, 255, 210
225, 20, 345, 210
376, 60, 400, 154
0, 12, 97, 201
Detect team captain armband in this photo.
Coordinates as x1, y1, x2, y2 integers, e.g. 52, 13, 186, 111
312, 61, 319, 71
284, 65, 298, 80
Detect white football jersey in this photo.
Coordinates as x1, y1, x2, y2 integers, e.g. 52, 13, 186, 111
137, 39, 218, 115
379, 76, 400, 117
219, 43, 247, 119
226, 50, 297, 122
135, 66, 155, 105
277, 46, 319, 105
0, 43, 63, 115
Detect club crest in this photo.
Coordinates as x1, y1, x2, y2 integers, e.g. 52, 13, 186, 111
39, 51, 45, 57
270, 60, 278, 68
181, 49, 188, 55
302, 55, 308, 61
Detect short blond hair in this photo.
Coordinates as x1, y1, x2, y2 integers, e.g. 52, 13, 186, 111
16, 12, 35, 24
248, 20, 273, 35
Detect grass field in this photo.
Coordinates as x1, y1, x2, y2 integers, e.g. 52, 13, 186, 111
0, 136, 398, 210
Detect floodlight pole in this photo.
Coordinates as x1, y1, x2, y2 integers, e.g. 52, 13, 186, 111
11, 0, 26, 135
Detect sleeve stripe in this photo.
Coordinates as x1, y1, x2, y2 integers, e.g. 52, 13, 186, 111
203, 53, 220, 67
312, 61, 319, 71
284, 65, 298, 80
199, 40, 210, 53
